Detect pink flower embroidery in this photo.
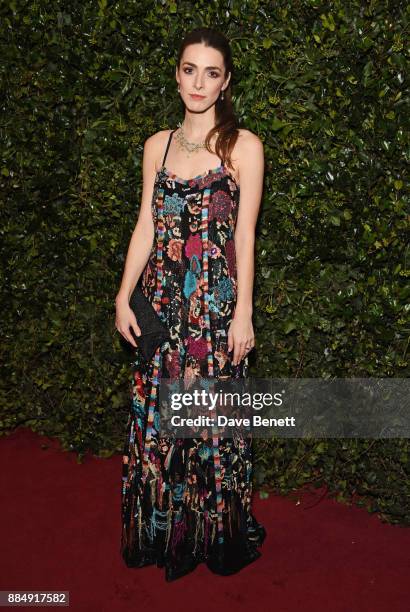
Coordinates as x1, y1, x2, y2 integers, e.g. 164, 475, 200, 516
185, 233, 202, 259
186, 336, 208, 360
166, 350, 180, 378
225, 239, 236, 277
209, 190, 232, 221
191, 171, 224, 190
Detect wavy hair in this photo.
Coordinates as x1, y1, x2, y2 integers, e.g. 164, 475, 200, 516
176, 27, 239, 172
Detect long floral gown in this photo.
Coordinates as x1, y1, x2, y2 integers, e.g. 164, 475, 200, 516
121, 128, 266, 581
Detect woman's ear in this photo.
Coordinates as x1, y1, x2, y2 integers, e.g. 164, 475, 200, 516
223, 71, 231, 91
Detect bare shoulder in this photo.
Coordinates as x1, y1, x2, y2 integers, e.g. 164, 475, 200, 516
236, 128, 264, 153
144, 129, 171, 148
232, 129, 264, 182
143, 129, 172, 171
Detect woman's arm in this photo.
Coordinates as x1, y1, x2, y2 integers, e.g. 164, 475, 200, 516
229, 130, 264, 365
114, 132, 161, 346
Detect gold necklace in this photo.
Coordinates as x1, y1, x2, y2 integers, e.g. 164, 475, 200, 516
175, 121, 207, 157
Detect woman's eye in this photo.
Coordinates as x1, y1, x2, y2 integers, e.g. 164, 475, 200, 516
182, 68, 219, 78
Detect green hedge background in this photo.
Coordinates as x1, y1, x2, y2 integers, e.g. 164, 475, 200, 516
1, 1, 409, 525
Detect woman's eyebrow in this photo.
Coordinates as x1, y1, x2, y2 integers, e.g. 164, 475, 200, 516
182, 61, 221, 70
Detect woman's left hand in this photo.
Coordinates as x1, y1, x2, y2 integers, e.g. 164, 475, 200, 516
227, 314, 255, 365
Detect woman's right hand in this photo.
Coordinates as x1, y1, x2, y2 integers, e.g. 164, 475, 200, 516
115, 296, 141, 348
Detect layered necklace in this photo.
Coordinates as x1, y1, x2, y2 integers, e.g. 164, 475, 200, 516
175, 121, 207, 157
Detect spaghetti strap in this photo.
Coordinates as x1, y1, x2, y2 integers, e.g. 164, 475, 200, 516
162, 129, 177, 168
162, 127, 224, 168
121, 120, 264, 582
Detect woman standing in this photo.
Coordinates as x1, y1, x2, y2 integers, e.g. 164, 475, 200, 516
115, 27, 265, 581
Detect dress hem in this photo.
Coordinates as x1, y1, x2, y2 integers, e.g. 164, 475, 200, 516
121, 521, 266, 582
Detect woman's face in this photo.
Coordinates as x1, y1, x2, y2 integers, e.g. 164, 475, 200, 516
176, 43, 231, 112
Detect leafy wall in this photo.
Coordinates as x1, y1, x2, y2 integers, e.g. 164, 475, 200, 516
1, 1, 409, 524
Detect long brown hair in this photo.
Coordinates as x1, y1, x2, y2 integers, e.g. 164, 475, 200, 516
176, 27, 239, 171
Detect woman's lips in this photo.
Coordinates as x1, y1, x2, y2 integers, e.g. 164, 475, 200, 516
190, 94, 206, 100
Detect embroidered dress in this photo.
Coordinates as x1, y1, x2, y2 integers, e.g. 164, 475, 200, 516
121, 129, 266, 581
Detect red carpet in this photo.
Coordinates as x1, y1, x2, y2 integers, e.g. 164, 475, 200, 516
1, 427, 409, 611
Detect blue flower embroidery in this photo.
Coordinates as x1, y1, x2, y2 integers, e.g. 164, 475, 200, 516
198, 445, 212, 462
172, 482, 184, 502
190, 254, 201, 275
211, 277, 234, 305
163, 192, 187, 215
183, 269, 197, 298
207, 292, 219, 313
153, 410, 161, 433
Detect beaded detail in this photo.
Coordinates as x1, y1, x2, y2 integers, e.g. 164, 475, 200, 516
121, 129, 266, 581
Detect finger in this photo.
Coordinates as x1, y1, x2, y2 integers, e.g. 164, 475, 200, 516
130, 323, 141, 338
233, 342, 242, 365
227, 336, 233, 353
244, 340, 254, 353
127, 311, 140, 334
123, 331, 138, 348
239, 341, 249, 362
238, 349, 247, 364
123, 324, 141, 348
234, 342, 245, 365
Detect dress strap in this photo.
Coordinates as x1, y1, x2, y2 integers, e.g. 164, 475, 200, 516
162, 129, 177, 168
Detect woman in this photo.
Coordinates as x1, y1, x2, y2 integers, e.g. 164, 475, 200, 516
115, 27, 266, 581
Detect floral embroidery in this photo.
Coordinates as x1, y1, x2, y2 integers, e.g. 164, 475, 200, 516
209, 241, 222, 259
165, 349, 181, 378
209, 189, 232, 221
212, 276, 234, 305
183, 269, 198, 298
163, 192, 187, 215
190, 254, 201, 275
167, 238, 184, 261
186, 335, 208, 359
225, 239, 236, 277
198, 445, 212, 461
207, 292, 219, 314
185, 233, 202, 259
121, 146, 266, 582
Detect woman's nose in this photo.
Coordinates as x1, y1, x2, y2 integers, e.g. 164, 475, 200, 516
194, 74, 204, 89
